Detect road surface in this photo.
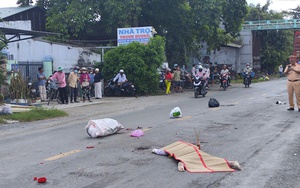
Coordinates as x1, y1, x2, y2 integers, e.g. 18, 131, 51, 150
1, 78, 300, 188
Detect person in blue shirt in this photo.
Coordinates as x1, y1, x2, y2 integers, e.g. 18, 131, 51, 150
37, 67, 47, 102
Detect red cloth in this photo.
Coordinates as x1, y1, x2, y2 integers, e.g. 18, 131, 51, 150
165, 72, 173, 81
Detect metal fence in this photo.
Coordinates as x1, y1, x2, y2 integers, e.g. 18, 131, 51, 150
18, 61, 43, 82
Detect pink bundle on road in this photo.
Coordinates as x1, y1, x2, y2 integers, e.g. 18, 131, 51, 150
130, 130, 144, 137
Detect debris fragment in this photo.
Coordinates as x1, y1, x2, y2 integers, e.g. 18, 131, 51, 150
86, 146, 94, 149
33, 177, 37, 181
37, 177, 47, 183
130, 130, 144, 137
276, 101, 286, 105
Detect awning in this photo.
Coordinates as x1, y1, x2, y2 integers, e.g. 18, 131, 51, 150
0, 27, 61, 43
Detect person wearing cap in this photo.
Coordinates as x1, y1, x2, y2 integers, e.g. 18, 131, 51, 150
68, 66, 80, 103
37, 67, 47, 102
51, 66, 68, 104
284, 55, 300, 112
165, 68, 173, 95
113, 69, 127, 85
220, 64, 231, 87
79, 67, 92, 102
94, 68, 104, 99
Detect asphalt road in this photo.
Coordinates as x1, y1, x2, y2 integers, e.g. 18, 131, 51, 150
1, 78, 300, 188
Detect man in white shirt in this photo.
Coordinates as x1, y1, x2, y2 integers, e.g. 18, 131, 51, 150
113, 69, 127, 85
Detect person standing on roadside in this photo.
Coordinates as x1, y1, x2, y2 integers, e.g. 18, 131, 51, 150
173, 66, 182, 93
51, 66, 68, 104
37, 67, 47, 102
94, 68, 103, 99
68, 66, 80, 103
284, 55, 300, 112
80, 67, 92, 102
165, 68, 173, 95
279, 65, 283, 77
191, 64, 197, 77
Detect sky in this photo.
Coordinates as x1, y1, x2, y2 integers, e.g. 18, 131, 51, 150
0, 0, 298, 11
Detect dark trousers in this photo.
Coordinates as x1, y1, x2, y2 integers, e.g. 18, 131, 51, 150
58, 87, 68, 104
70, 87, 78, 102
82, 86, 90, 100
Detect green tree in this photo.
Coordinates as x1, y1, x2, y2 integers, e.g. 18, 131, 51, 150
44, 0, 247, 65
289, 5, 300, 19
17, 0, 33, 7
103, 36, 165, 93
0, 31, 7, 89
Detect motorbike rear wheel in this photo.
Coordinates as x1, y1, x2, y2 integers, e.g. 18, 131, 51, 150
194, 88, 199, 98
127, 86, 136, 97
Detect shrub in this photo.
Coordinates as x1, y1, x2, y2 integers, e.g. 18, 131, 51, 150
103, 36, 166, 94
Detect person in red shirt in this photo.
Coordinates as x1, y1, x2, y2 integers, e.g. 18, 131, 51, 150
165, 68, 173, 95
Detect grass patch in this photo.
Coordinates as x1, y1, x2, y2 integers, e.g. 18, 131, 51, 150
0, 107, 68, 124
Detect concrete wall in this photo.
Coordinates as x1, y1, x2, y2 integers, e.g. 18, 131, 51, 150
239, 30, 253, 71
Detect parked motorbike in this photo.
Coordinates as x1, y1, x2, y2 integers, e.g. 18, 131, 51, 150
193, 76, 208, 98
27, 80, 38, 99
46, 79, 62, 105
104, 79, 136, 97
220, 73, 229, 91
243, 72, 251, 88
159, 70, 166, 90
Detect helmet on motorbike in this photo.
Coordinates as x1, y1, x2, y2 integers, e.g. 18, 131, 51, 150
246, 63, 250, 67
119, 69, 124, 73
174, 64, 178, 68
74, 66, 80, 70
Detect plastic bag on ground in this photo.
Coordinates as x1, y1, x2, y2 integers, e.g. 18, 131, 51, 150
170, 107, 182, 118
130, 130, 144, 137
85, 118, 124, 138
0, 106, 13, 115
208, 98, 220, 108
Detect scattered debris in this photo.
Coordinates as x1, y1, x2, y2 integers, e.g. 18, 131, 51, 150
294, 153, 297, 156
40, 162, 44, 164
86, 146, 95, 149
208, 98, 220, 108
194, 128, 201, 150
170, 107, 182, 118
130, 130, 144, 137
33, 177, 37, 181
37, 177, 47, 183
137, 126, 143, 129
85, 118, 124, 138
126, 128, 133, 131
276, 101, 286, 105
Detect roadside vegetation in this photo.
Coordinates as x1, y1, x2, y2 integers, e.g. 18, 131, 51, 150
0, 107, 68, 124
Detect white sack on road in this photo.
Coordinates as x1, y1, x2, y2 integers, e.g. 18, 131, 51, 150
85, 118, 124, 138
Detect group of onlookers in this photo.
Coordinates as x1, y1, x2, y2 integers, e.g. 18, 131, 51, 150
37, 66, 104, 104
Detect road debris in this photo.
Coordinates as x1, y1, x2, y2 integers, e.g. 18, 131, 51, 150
86, 146, 95, 149
130, 130, 144, 137
36, 177, 47, 183
178, 162, 185, 172
276, 101, 286, 105
170, 107, 182, 118
85, 118, 124, 138
208, 98, 220, 108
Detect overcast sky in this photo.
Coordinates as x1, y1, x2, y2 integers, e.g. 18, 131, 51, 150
0, 0, 298, 11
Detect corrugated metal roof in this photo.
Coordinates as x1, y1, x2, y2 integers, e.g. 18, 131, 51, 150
0, 6, 37, 19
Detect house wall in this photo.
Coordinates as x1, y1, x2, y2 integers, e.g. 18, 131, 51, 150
1, 21, 101, 74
